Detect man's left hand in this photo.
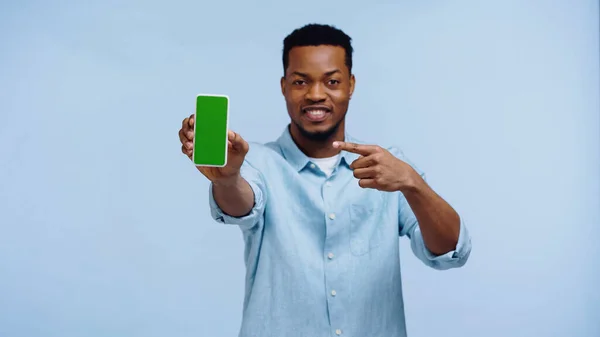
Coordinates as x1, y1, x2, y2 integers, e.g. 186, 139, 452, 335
333, 141, 422, 192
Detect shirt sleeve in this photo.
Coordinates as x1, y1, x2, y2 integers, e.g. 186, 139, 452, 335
392, 146, 472, 270
208, 160, 267, 231
401, 198, 472, 270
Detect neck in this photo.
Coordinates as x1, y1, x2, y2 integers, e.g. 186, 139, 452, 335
289, 123, 345, 158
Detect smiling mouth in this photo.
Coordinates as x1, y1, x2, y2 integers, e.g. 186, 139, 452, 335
302, 106, 331, 122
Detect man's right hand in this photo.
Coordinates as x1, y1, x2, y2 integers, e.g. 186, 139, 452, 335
179, 114, 249, 185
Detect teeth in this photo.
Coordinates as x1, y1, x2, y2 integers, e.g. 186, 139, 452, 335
307, 109, 327, 116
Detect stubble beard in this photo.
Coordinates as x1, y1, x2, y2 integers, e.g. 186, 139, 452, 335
292, 117, 344, 142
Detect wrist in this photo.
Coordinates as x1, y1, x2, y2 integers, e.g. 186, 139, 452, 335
213, 173, 243, 188
398, 171, 426, 194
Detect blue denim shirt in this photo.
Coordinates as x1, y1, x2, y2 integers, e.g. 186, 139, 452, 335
208, 127, 472, 337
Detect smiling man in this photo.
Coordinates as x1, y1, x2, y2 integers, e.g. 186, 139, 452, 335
179, 23, 472, 337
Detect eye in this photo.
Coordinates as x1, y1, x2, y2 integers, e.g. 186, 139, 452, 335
292, 79, 306, 85
328, 79, 340, 85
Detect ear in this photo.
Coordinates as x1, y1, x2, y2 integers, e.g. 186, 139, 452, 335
280, 76, 286, 96
349, 74, 356, 99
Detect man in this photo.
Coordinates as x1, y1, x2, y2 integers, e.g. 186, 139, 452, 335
179, 23, 471, 337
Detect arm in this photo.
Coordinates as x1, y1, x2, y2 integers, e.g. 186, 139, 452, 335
397, 162, 471, 270
402, 177, 460, 255
331, 140, 471, 270
208, 160, 267, 231
212, 174, 255, 217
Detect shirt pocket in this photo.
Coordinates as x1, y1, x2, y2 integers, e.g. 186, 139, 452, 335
349, 203, 385, 256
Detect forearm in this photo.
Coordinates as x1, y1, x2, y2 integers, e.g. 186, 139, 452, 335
402, 178, 461, 256
212, 174, 255, 217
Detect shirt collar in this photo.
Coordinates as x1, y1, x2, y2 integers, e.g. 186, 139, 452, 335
276, 125, 362, 172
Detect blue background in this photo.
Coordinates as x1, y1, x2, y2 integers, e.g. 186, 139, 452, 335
1, 1, 599, 336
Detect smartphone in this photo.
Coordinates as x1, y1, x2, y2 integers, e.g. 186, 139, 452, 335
192, 94, 229, 167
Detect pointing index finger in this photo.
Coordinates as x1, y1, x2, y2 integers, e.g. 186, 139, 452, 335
333, 141, 377, 156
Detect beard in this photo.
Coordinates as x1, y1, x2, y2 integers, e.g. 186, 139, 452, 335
292, 117, 343, 142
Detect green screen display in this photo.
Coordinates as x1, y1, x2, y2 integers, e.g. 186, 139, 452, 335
192, 95, 229, 167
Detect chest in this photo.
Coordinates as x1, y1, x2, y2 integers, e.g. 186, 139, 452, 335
262, 164, 399, 257
265, 165, 396, 228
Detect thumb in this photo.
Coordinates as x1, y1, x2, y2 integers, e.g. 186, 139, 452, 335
228, 130, 248, 151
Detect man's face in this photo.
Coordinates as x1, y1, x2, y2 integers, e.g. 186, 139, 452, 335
281, 45, 355, 141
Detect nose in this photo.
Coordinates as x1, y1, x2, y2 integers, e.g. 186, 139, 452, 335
306, 82, 327, 102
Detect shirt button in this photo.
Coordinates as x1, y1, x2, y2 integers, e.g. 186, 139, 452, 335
327, 252, 334, 259
325, 181, 332, 187
310, 163, 316, 169
331, 290, 337, 296
335, 329, 342, 335
328, 213, 336, 220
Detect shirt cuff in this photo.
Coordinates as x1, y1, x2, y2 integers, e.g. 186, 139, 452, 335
413, 217, 472, 269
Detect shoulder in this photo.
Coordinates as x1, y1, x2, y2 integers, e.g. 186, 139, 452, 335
244, 140, 281, 160
387, 145, 425, 178
240, 140, 286, 171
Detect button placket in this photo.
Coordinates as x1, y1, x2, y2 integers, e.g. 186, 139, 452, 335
322, 175, 343, 336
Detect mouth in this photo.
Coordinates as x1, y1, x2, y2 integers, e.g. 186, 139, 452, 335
302, 105, 332, 122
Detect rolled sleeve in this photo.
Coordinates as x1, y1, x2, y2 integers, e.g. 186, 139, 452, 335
392, 146, 472, 270
208, 161, 267, 231
409, 217, 472, 270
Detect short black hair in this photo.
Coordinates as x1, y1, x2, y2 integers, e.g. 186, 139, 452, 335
282, 23, 353, 76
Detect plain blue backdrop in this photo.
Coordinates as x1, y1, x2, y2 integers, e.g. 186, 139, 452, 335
1, 1, 599, 336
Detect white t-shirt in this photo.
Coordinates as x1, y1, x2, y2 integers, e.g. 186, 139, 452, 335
308, 154, 340, 177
